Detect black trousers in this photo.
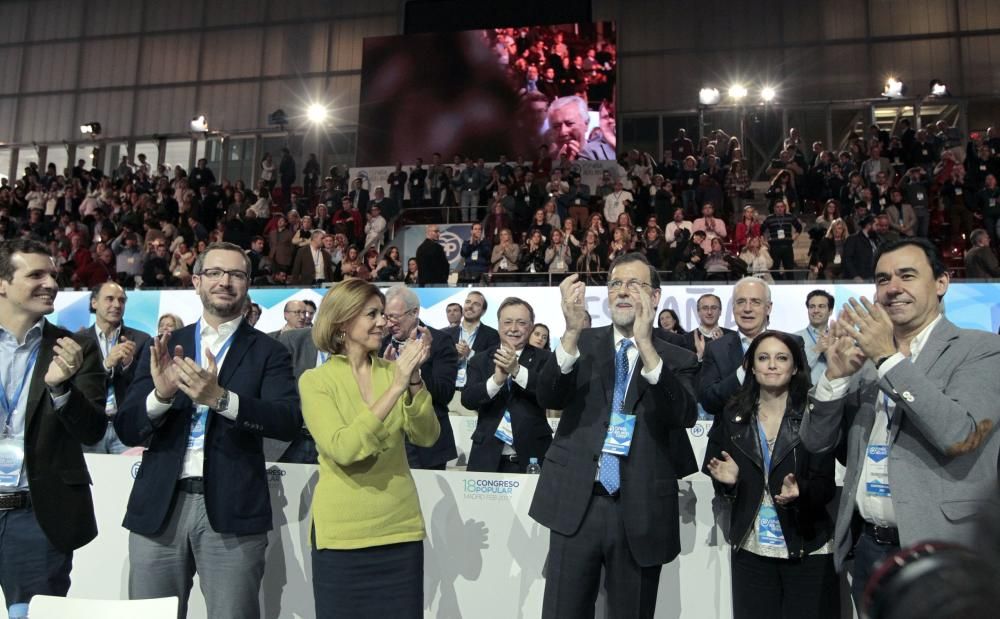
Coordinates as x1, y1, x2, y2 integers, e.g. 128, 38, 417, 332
0, 505, 73, 606
770, 243, 796, 280
731, 548, 839, 619
542, 494, 662, 619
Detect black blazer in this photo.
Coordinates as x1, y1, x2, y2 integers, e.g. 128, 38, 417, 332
442, 323, 501, 358
289, 245, 336, 285
698, 331, 806, 416
24, 321, 108, 553
381, 323, 459, 468
416, 239, 449, 285
79, 324, 152, 412
681, 326, 735, 355
461, 344, 553, 473
115, 320, 301, 536
702, 403, 836, 557
530, 326, 699, 567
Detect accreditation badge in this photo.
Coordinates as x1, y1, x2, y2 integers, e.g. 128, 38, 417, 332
757, 504, 787, 548
187, 405, 209, 450
0, 429, 25, 487
601, 412, 636, 456
865, 444, 891, 497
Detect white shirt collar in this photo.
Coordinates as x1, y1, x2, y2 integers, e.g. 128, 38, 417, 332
200, 314, 243, 340
0, 317, 46, 347
905, 313, 943, 362
612, 327, 635, 351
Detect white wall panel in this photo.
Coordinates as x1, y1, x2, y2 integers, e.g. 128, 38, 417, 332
270, 0, 331, 20
21, 43, 79, 93
85, 0, 143, 36
17, 95, 75, 142
201, 29, 263, 80
0, 99, 17, 143
262, 23, 329, 76
144, 1, 204, 32
206, 0, 267, 27
958, 0, 1000, 31
0, 2, 28, 45
133, 87, 197, 136
198, 81, 260, 131
80, 38, 140, 88
870, 0, 956, 37
138, 33, 201, 84
0, 48, 23, 95
961, 35, 1000, 94
329, 17, 396, 71
28, 0, 83, 41
75, 90, 134, 138
326, 75, 361, 124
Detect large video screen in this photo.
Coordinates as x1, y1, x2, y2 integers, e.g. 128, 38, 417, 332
357, 22, 617, 166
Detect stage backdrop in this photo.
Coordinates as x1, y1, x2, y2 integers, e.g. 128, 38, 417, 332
48, 282, 1000, 340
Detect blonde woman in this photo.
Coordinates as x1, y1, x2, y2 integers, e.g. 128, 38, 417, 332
739, 235, 774, 283
299, 279, 439, 618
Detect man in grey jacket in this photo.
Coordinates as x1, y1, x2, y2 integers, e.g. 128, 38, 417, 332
800, 237, 1000, 612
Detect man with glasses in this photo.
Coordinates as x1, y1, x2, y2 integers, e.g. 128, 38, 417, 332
115, 241, 300, 619
531, 253, 698, 618
698, 276, 805, 416
380, 285, 458, 470
683, 293, 734, 360
462, 297, 552, 473
269, 300, 309, 336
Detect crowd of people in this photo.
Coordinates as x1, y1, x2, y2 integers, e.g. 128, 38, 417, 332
2, 115, 1000, 292
2, 234, 998, 618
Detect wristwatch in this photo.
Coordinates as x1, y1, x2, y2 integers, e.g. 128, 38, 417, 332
214, 390, 230, 411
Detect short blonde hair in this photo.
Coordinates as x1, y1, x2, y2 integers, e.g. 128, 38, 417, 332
312, 278, 385, 354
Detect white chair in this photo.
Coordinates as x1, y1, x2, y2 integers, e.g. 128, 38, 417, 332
27, 595, 178, 619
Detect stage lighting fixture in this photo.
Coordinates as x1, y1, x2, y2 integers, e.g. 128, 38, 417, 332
699, 88, 721, 106
728, 84, 748, 100
190, 115, 208, 132
929, 80, 950, 97
267, 109, 289, 127
306, 103, 329, 124
882, 77, 905, 98
79, 122, 101, 136
760, 86, 776, 102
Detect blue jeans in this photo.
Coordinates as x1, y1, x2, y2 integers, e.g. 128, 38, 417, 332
82, 419, 129, 454
0, 505, 73, 606
850, 529, 899, 613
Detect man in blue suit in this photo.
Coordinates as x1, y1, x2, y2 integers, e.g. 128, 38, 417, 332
116, 242, 301, 619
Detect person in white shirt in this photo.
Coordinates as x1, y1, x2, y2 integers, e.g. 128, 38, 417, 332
664, 207, 694, 249
794, 290, 834, 385
603, 180, 633, 226
364, 204, 387, 252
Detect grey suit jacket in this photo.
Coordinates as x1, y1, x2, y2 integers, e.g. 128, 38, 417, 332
800, 317, 1000, 571
263, 327, 318, 461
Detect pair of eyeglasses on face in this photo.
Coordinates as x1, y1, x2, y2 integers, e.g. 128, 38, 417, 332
607, 279, 653, 292
198, 268, 249, 282
384, 307, 417, 323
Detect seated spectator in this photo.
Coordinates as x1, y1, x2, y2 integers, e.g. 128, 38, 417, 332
657, 309, 685, 334
884, 188, 916, 237
585, 211, 610, 246
376, 246, 404, 282
76, 245, 117, 288
141, 240, 174, 288
403, 257, 419, 285
640, 223, 667, 269
606, 226, 632, 263
544, 228, 573, 273
169, 241, 195, 286
519, 229, 547, 273
575, 229, 605, 276
692, 202, 727, 252
356, 248, 380, 281
156, 313, 184, 338
733, 206, 761, 252
814, 199, 842, 232
964, 228, 1000, 278
490, 228, 520, 275
811, 218, 848, 280
738, 235, 773, 283
673, 229, 707, 280
704, 237, 733, 279
340, 245, 362, 279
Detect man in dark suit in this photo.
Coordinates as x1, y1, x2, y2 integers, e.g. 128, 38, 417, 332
381, 285, 458, 470
462, 297, 552, 473
681, 293, 735, 358
415, 224, 450, 285
0, 239, 106, 608
264, 327, 325, 464
442, 290, 501, 392
289, 230, 335, 286
80, 281, 151, 454
115, 242, 301, 619
842, 215, 880, 281
698, 276, 806, 416
531, 255, 699, 618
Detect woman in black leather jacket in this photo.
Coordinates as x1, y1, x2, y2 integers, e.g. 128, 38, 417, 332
703, 330, 839, 619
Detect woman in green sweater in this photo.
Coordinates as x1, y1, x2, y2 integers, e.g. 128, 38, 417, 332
299, 278, 440, 618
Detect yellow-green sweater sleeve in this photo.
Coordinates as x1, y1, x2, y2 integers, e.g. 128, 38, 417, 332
402, 385, 440, 448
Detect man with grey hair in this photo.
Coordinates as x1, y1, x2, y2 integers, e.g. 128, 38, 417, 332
964, 228, 1000, 278
698, 276, 806, 416
545, 95, 590, 161
379, 284, 459, 469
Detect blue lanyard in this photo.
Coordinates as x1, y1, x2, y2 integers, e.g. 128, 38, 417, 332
1, 344, 40, 426
194, 321, 237, 370
757, 419, 773, 474
805, 327, 817, 345
101, 328, 119, 360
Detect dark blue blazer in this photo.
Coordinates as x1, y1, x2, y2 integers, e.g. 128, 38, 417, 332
115, 320, 301, 536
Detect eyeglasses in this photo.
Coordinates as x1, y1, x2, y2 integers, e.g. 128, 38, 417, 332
608, 279, 653, 292
384, 307, 417, 323
198, 268, 249, 282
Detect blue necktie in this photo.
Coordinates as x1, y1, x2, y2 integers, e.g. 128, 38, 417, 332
599, 340, 632, 494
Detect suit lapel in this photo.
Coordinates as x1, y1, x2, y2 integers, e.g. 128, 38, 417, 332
217, 322, 253, 386
596, 327, 616, 410
911, 318, 956, 378
728, 334, 744, 371
24, 321, 56, 432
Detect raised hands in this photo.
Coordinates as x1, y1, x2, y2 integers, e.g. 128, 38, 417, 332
104, 335, 137, 370
44, 337, 84, 389
706, 450, 739, 486
173, 348, 225, 408
837, 297, 897, 361
150, 334, 183, 400
394, 331, 431, 390
823, 319, 867, 380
